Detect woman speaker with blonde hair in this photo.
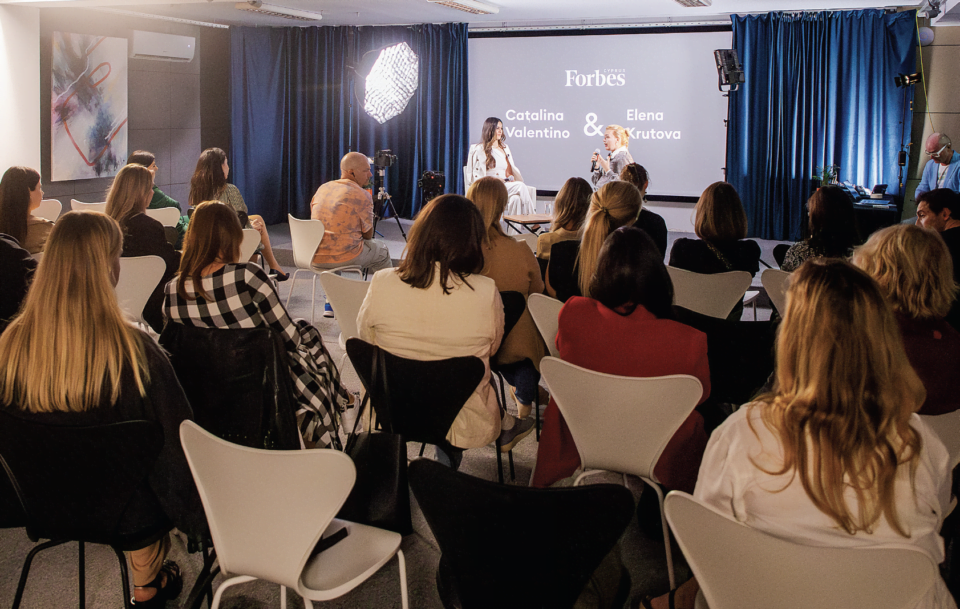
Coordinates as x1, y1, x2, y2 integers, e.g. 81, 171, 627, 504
105, 164, 180, 333
545, 181, 642, 302
853, 224, 960, 415
591, 124, 633, 189
0, 211, 199, 607
648, 259, 954, 609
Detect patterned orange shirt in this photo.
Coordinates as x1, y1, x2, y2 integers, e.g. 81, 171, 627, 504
310, 178, 373, 264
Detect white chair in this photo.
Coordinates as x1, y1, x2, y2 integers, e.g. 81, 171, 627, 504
540, 356, 703, 588
761, 268, 791, 316
663, 491, 937, 609
115, 256, 166, 329
240, 228, 262, 263
921, 411, 960, 469
528, 293, 562, 359
666, 267, 752, 319
514, 233, 538, 253
32, 199, 61, 222
144, 207, 181, 227
742, 290, 759, 321
317, 271, 370, 372
179, 421, 408, 609
70, 199, 107, 213
286, 215, 363, 324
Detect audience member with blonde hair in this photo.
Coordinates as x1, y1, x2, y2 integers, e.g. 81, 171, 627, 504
106, 164, 180, 333
164, 201, 349, 448
853, 224, 960, 415
536, 177, 592, 261
127, 150, 188, 246
669, 181, 761, 319
467, 177, 547, 419
188, 147, 288, 280
591, 124, 633, 189
0, 166, 52, 255
545, 181, 642, 302
647, 259, 954, 609
619, 163, 668, 257
0, 211, 201, 607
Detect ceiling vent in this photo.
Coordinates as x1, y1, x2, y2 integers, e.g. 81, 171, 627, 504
427, 0, 499, 15
674, 0, 713, 7
235, 1, 322, 22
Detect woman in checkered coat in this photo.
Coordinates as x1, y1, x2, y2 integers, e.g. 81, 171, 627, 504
164, 201, 347, 448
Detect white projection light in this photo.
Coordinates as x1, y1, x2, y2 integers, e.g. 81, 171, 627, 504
363, 42, 419, 125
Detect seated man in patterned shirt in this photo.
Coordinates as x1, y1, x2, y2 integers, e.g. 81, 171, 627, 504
311, 152, 392, 317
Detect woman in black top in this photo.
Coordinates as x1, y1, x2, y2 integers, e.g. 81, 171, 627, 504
620, 163, 668, 259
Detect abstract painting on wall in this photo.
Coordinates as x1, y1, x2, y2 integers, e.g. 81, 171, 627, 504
51, 32, 128, 181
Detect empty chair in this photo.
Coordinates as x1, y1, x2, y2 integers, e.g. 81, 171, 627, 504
664, 491, 938, 609
761, 268, 791, 315
239, 227, 261, 263
0, 413, 164, 609
318, 271, 371, 371
514, 232, 538, 252
115, 255, 166, 329
144, 206, 181, 227
286, 214, 363, 324
540, 356, 703, 588
666, 267, 752, 319
70, 199, 107, 213
528, 293, 562, 359
179, 420, 408, 609
409, 458, 634, 609
32, 199, 62, 222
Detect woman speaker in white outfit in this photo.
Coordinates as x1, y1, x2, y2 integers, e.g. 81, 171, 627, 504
466, 117, 535, 216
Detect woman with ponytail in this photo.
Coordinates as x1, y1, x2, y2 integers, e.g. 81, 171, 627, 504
545, 181, 642, 302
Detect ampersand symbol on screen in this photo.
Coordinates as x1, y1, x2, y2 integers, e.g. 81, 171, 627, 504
583, 113, 604, 137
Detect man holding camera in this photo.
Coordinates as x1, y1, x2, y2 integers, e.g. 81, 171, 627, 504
311, 151, 392, 317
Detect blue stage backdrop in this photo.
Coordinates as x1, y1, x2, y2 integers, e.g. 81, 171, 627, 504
727, 10, 917, 241
230, 23, 469, 224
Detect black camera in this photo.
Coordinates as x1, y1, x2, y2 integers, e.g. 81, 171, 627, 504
374, 149, 397, 167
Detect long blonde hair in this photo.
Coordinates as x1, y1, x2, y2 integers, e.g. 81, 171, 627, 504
853, 224, 957, 320
0, 211, 148, 413
576, 181, 642, 297
105, 164, 153, 228
466, 176, 508, 244
754, 259, 924, 536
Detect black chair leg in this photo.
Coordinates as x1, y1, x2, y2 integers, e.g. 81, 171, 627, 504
495, 438, 505, 484
111, 545, 134, 609
12, 539, 70, 609
534, 394, 540, 441
185, 544, 220, 609
419, 443, 426, 457
508, 450, 515, 481
78, 541, 85, 609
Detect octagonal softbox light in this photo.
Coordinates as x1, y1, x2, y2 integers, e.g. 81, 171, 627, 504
355, 42, 419, 124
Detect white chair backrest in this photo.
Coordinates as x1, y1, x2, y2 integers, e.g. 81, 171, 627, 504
115, 256, 166, 326
144, 207, 180, 227
514, 233, 538, 253
240, 228, 261, 262
318, 272, 370, 343
540, 357, 702, 482
666, 267, 752, 319
664, 492, 937, 609
463, 166, 472, 189
33, 199, 62, 222
761, 268, 791, 315
180, 421, 355, 589
528, 293, 562, 359
70, 199, 107, 213
288, 214, 326, 270
921, 411, 960, 469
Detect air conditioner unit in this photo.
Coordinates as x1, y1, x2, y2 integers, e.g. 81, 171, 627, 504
130, 30, 195, 63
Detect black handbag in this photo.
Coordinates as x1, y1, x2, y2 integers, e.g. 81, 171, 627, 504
336, 348, 412, 535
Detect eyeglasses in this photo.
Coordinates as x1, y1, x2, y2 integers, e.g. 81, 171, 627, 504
926, 144, 949, 157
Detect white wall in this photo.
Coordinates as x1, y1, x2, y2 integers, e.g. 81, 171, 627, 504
0, 5, 40, 173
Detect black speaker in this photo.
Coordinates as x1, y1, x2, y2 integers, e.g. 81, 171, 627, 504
419, 171, 445, 205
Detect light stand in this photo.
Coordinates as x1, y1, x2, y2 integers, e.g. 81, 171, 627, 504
372, 164, 407, 241
894, 72, 920, 209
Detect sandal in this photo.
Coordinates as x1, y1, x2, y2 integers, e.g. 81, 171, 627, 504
132, 560, 183, 607
639, 589, 677, 609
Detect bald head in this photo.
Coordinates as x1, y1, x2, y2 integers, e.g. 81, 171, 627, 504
925, 132, 953, 166
340, 152, 372, 187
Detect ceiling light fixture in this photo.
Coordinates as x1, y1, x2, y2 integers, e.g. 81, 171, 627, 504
235, 1, 322, 22
427, 0, 499, 16
674, 0, 713, 7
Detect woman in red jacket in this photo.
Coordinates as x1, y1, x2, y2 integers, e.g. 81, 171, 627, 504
533, 226, 710, 492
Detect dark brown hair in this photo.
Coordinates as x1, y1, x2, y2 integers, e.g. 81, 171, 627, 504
188, 148, 228, 208
127, 150, 156, 168
806, 185, 858, 257
398, 194, 485, 295
619, 163, 650, 192
552, 177, 593, 232
590, 226, 674, 319
917, 188, 959, 217
481, 117, 504, 171
177, 201, 243, 301
694, 181, 748, 243
0, 166, 41, 244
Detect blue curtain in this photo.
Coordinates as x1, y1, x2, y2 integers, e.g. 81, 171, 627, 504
230, 23, 469, 224
726, 10, 917, 240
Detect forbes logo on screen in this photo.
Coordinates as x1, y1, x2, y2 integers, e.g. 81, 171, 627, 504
565, 70, 625, 87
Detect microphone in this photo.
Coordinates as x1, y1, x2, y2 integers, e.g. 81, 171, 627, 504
591, 149, 601, 172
